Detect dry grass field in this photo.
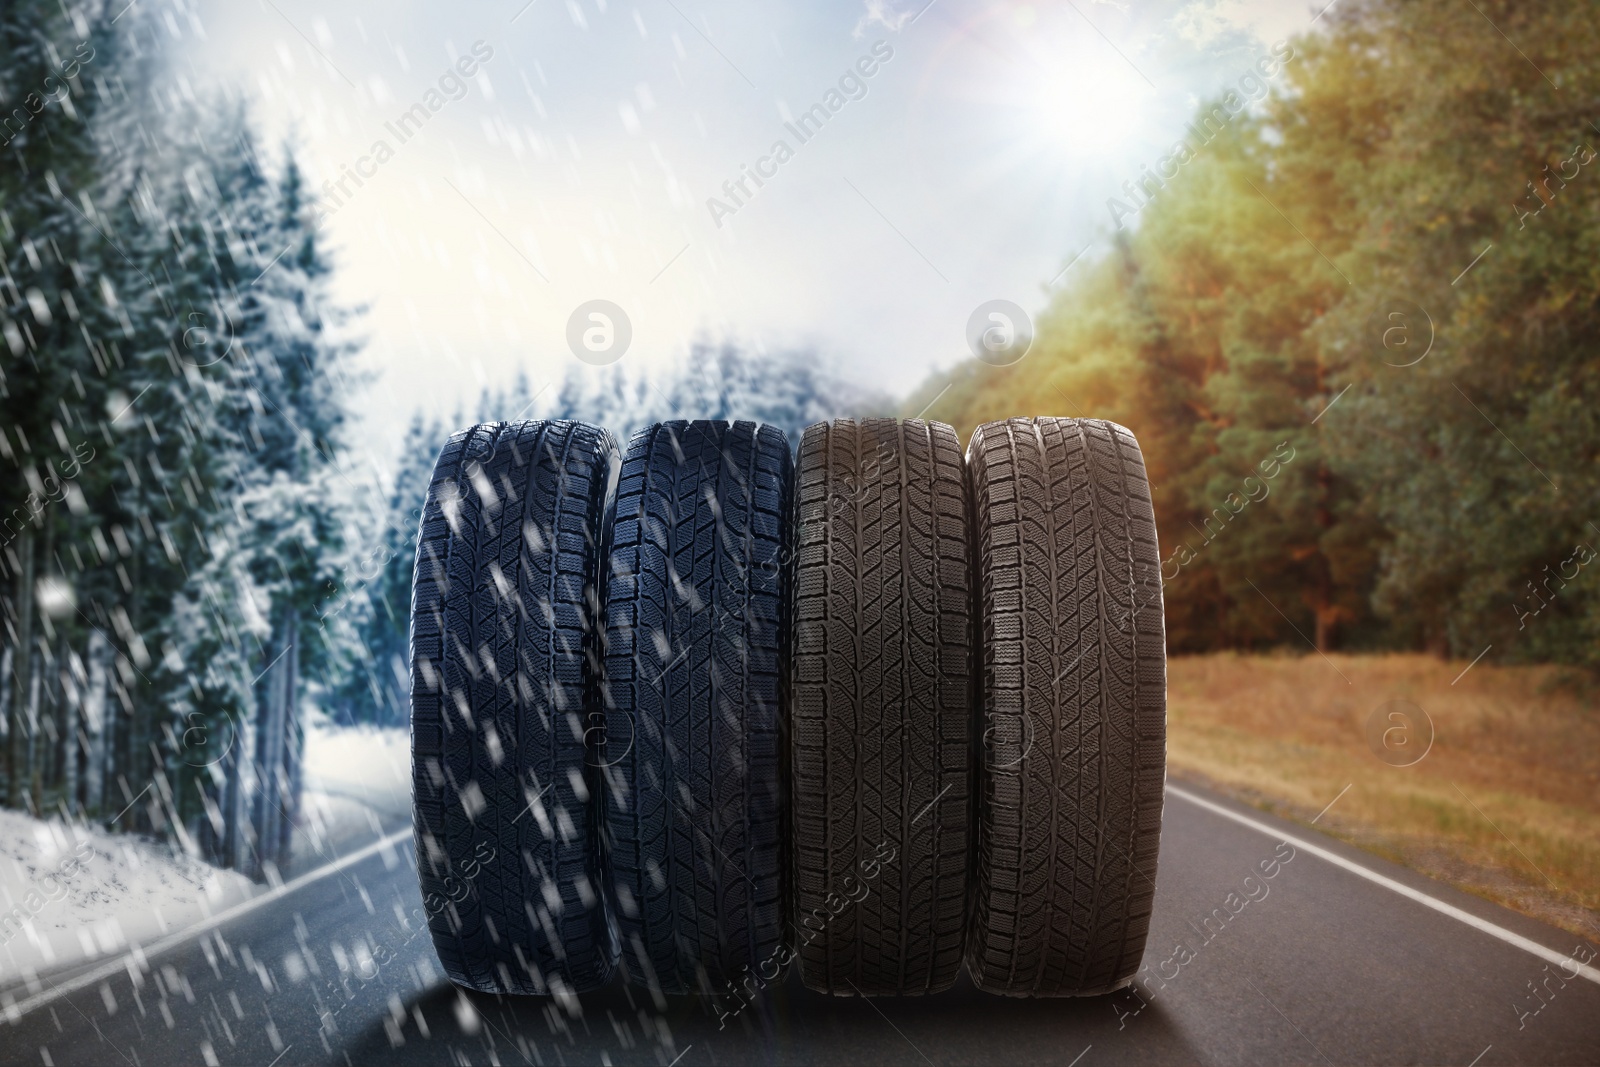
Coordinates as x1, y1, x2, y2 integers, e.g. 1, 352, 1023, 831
1165, 652, 1600, 937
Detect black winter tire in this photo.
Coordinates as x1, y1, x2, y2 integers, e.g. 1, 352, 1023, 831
602, 420, 792, 995
788, 419, 972, 995
411, 420, 620, 996
965, 417, 1166, 996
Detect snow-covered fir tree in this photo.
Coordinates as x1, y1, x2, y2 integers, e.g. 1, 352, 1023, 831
0, 1, 363, 877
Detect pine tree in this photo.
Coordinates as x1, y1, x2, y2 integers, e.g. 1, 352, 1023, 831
1, 1, 364, 877
330, 412, 440, 727
1, 0, 150, 813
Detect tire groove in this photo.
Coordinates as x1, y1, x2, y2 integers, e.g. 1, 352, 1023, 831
966, 417, 1165, 997
790, 418, 971, 996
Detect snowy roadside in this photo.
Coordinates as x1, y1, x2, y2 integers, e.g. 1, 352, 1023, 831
0, 811, 255, 989
0, 715, 412, 991
290, 712, 412, 872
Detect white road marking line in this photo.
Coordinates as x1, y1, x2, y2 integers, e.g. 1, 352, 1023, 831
3, 826, 415, 1021
1167, 785, 1600, 986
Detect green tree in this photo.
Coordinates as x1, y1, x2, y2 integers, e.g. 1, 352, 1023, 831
914, 0, 1600, 663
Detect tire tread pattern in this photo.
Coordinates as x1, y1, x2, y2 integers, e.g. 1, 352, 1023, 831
411, 420, 619, 995
965, 417, 1166, 997
603, 420, 792, 995
789, 418, 972, 996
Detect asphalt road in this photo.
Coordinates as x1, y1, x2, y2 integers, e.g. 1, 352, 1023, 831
3, 780, 1597, 1067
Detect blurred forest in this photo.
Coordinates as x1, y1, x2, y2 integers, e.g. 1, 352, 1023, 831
1, 0, 359, 875
909, 0, 1600, 665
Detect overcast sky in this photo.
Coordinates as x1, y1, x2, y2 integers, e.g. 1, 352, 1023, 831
181, 0, 1326, 449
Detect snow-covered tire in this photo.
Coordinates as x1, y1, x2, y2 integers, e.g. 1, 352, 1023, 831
410, 420, 620, 995
788, 418, 972, 995
965, 417, 1167, 997
601, 420, 791, 995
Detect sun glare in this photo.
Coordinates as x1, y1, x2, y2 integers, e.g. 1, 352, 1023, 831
1026, 59, 1153, 160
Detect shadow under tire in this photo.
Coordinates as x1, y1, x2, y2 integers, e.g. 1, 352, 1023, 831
965, 417, 1166, 996
789, 418, 972, 995
411, 420, 620, 995
602, 420, 792, 995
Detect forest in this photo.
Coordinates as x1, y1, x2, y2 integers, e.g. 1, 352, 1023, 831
0, 0, 366, 875
909, 0, 1600, 664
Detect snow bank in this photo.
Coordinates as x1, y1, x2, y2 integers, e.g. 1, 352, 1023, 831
0, 716, 411, 988
0, 810, 254, 985
288, 712, 412, 871
302, 710, 411, 813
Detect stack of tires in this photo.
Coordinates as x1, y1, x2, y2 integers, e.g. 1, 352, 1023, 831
410, 416, 1166, 1001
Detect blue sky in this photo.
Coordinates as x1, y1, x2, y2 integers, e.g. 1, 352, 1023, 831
184, 0, 1327, 447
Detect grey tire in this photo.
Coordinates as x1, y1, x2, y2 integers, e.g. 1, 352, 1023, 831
788, 418, 973, 995
965, 416, 1167, 997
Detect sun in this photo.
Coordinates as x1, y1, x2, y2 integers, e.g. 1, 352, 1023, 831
899, 4, 1167, 226
1023, 58, 1153, 161
923, 5, 1160, 168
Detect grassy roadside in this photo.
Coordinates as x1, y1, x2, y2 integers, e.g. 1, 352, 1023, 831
1165, 652, 1600, 939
